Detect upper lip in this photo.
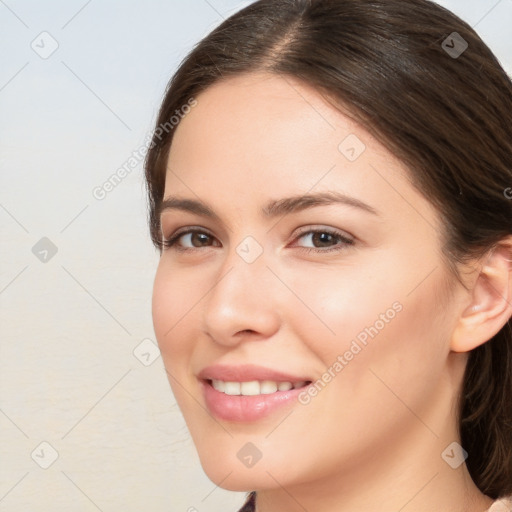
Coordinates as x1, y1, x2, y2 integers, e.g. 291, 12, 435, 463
198, 364, 311, 383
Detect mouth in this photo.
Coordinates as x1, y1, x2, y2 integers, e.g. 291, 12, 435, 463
205, 378, 312, 396
200, 377, 314, 422
197, 364, 314, 422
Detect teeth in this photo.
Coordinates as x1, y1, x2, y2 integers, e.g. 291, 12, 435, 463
277, 381, 293, 391
224, 382, 241, 395
210, 379, 308, 395
211, 379, 225, 392
260, 380, 278, 394
240, 381, 261, 396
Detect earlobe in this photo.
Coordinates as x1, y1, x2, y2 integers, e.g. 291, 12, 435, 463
450, 239, 512, 353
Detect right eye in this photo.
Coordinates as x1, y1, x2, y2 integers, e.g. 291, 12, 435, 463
162, 228, 221, 252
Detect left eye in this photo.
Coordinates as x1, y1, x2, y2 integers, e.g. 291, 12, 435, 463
293, 229, 354, 252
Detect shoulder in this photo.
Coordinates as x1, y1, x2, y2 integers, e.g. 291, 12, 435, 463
487, 496, 512, 512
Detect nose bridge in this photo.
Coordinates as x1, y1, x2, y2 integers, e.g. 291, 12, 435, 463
217, 233, 272, 300
202, 238, 280, 342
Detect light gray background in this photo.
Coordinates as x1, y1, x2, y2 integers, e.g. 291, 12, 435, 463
1, 1, 510, 511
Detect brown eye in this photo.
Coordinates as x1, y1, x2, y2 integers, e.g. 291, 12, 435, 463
310, 232, 338, 247
162, 229, 220, 251
294, 229, 354, 252
188, 232, 213, 247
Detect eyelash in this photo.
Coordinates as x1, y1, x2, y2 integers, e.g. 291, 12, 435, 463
161, 226, 354, 254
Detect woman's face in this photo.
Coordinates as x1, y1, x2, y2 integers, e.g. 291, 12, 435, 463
152, 72, 466, 493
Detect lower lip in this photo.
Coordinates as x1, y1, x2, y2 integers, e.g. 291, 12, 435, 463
201, 380, 309, 422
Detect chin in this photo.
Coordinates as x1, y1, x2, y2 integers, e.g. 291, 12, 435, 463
201, 463, 261, 491
198, 451, 284, 492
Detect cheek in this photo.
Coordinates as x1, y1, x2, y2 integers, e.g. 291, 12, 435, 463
271, 268, 450, 472
151, 263, 200, 365
280, 261, 406, 359
284, 254, 450, 393
152, 264, 205, 422
320, 275, 450, 434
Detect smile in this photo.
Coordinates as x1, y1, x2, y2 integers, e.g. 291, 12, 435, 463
209, 379, 310, 396
197, 364, 314, 422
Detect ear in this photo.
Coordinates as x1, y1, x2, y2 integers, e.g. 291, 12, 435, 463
451, 238, 512, 353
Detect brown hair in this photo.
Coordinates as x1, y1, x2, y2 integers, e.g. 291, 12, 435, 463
144, 0, 512, 498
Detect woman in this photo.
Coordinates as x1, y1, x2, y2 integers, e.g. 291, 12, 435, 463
144, 0, 512, 510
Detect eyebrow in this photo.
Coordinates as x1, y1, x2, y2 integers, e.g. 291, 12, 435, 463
158, 191, 379, 220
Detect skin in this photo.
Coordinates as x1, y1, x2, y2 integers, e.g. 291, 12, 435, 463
152, 72, 512, 512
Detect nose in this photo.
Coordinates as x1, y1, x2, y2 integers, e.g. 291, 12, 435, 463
201, 248, 281, 346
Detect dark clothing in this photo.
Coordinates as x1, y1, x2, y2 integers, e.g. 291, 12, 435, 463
237, 492, 256, 512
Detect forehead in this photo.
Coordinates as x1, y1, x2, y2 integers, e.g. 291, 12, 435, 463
163, 72, 436, 229
168, 72, 371, 163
